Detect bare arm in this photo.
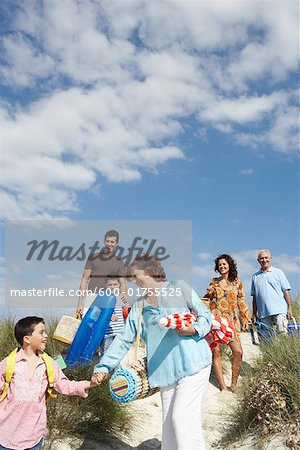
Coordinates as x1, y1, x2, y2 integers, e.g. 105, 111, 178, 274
205, 286, 214, 298
54, 362, 97, 397
119, 276, 128, 302
236, 280, 250, 331
76, 269, 92, 316
283, 290, 293, 319
252, 295, 257, 324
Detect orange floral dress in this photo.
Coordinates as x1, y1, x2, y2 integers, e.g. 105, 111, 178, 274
207, 277, 250, 338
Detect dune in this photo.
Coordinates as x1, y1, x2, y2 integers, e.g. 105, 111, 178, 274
49, 333, 287, 449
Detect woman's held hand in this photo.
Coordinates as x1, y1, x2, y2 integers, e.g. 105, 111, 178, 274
177, 324, 197, 336
91, 371, 109, 386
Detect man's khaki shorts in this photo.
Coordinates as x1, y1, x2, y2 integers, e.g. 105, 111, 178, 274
260, 313, 288, 334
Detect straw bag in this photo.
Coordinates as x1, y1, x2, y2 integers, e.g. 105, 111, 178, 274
110, 300, 159, 403
52, 315, 81, 345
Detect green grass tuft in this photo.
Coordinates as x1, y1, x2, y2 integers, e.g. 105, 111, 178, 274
46, 364, 135, 448
292, 299, 300, 322
0, 316, 18, 359
220, 334, 300, 449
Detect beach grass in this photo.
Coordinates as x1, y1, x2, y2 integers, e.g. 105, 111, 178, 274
0, 315, 17, 359
220, 332, 300, 449
291, 299, 300, 322
45, 366, 135, 449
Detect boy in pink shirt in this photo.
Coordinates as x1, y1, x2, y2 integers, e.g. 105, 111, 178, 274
0, 316, 96, 450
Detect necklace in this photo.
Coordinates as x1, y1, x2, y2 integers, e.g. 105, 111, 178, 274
219, 277, 232, 288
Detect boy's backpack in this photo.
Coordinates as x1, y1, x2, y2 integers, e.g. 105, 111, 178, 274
0, 348, 57, 403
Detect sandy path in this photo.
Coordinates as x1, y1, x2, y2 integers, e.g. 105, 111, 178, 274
50, 333, 267, 449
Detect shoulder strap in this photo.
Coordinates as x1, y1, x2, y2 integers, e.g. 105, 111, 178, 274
40, 352, 57, 402
133, 299, 144, 363
0, 349, 58, 404
0, 348, 18, 402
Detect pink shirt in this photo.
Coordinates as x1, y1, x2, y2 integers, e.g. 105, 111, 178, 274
0, 349, 89, 449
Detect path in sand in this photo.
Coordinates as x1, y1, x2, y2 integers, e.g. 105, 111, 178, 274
52, 333, 287, 449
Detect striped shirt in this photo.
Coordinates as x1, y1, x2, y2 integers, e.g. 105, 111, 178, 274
104, 297, 126, 337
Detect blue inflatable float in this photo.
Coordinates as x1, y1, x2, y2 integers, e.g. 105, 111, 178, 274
66, 293, 116, 366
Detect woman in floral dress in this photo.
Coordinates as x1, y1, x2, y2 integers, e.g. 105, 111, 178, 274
205, 254, 250, 392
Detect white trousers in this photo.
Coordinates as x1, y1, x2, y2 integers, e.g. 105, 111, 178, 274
160, 364, 211, 450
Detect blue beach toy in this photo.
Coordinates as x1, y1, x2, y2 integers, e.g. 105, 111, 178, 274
255, 320, 276, 343
250, 321, 275, 344
66, 293, 116, 366
287, 317, 300, 337
250, 316, 300, 344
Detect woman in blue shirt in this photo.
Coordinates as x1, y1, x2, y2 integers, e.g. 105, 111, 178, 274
92, 255, 212, 450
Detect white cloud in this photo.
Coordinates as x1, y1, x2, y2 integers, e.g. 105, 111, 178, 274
239, 169, 254, 176
193, 264, 213, 281
0, 85, 185, 217
1, 34, 55, 87
200, 92, 286, 124
267, 105, 299, 153
226, 2, 299, 86
137, 147, 184, 169
272, 255, 300, 275
232, 250, 259, 277
235, 101, 299, 154
197, 252, 212, 261
0, 0, 298, 219
46, 274, 63, 281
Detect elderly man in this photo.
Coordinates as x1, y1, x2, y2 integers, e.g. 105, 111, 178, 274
251, 249, 293, 334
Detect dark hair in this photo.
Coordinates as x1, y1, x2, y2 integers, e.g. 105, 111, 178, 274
129, 254, 166, 281
214, 254, 238, 282
14, 316, 45, 346
104, 230, 119, 243
105, 273, 120, 284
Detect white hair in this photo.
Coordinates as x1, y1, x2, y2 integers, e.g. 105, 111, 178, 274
257, 249, 271, 258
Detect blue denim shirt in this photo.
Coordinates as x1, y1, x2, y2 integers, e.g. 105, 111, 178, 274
94, 280, 212, 388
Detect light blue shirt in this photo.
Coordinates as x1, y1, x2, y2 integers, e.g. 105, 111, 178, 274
94, 280, 212, 388
251, 266, 291, 318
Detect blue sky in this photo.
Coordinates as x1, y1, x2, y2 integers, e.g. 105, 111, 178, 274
0, 0, 299, 309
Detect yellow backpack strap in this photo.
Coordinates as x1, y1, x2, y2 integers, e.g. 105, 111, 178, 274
0, 348, 18, 402
40, 352, 57, 402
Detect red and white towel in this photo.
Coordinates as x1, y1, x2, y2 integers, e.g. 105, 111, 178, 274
159, 312, 235, 348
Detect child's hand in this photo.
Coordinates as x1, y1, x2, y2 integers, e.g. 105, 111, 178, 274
76, 305, 83, 319
111, 314, 118, 322
91, 372, 109, 386
89, 378, 98, 388
120, 291, 128, 302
